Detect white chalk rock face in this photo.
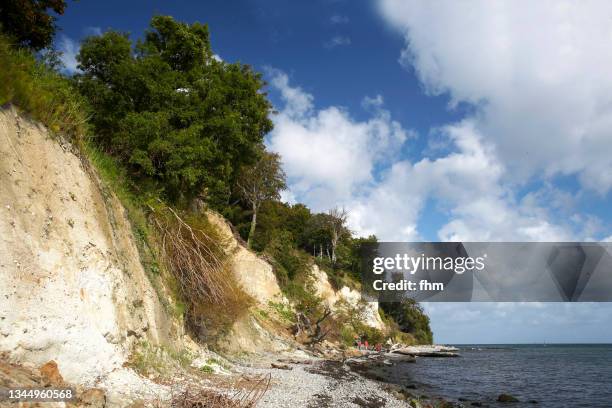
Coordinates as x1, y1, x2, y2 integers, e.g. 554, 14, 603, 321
310, 265, 385, 330
0, 107, 171, 399
206, 211, 284, 305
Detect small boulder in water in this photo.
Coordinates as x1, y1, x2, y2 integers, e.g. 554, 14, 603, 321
498, 393, 519, 403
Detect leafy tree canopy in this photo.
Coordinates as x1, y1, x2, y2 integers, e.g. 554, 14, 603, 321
381, 299, 433, 344
0, 0, 66, 50
75, 16, 273, 206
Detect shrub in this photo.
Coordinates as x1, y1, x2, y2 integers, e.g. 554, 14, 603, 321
340, 326, 356, 347
283, 279, 323, 320
264, 232, 310, 286
360, 325, 385, 345
200, 365, 213, 374
331, 298, 386, 345
268, 301, 296, 323
256, 308, 269, 320
186, 272, 253, 344
378, 307, 415, 345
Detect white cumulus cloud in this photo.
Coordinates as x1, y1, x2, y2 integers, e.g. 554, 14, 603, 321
265, 69, 577, 241
377, 0, 612, 196
265, 69, 408, 213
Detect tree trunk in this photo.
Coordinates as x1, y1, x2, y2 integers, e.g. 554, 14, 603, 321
331, 231, 338, 264
247, 203, 257, 249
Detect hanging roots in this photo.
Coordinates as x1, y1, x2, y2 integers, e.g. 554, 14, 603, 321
151, 204, 233, 306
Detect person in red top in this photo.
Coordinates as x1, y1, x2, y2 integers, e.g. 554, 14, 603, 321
364, 340, 369, 350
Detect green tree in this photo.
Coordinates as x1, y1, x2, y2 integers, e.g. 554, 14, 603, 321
285, 204, 312, 247
241, 201, 313, 252
381, 299, 433, 344
0, 0, 66, 50
345, 235, 378, 281
75, 16, 273, 205
242, 200, 290, 251
236, 151, 286, 248
304, 213, 332, 258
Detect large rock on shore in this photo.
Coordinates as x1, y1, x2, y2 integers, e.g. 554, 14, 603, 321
391, 345, 460, 357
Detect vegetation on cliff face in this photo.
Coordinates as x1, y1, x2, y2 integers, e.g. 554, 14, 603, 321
0, 35, 87, 141
0, 1, 433, 347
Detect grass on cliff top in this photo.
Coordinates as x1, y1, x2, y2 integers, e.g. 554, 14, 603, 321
0, 34, 88, 144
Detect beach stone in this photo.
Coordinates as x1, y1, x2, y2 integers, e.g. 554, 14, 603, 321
79, 388, 106, 407
39, 360, 64, 387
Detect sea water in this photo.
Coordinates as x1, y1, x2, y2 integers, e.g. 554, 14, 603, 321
381, 344, 612, 407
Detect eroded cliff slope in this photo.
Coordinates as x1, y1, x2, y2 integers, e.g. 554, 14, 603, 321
0, 107, 177, 401
0, 106, 391, 406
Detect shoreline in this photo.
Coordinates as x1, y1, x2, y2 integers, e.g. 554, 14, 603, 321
1, 344, 553, 407
151, 343, 611, 407
228, 345, 462, 408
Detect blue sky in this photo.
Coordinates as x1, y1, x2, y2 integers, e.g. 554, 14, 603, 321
55, 0, 612, 344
